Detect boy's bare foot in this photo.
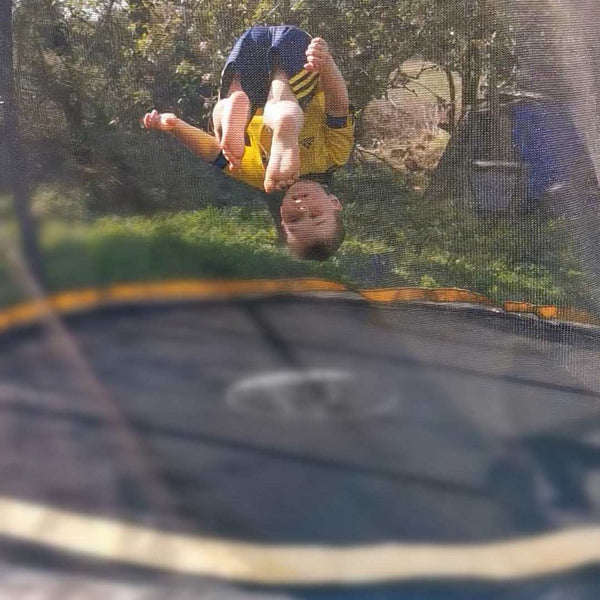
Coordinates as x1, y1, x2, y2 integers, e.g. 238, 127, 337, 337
220, 91, 250, 169
264, 127, 300, 193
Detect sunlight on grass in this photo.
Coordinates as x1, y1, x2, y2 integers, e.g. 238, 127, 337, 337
0, 171, 593, 314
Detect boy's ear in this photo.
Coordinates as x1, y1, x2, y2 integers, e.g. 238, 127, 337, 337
329, 194, 342, 211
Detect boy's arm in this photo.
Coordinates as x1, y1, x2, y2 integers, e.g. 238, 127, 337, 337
143, 110, 221, 163
305, 38, 349, 118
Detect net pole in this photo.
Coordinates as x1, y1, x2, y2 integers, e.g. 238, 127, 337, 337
0, 0, 45, 287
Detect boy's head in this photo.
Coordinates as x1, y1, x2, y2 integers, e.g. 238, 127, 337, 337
280, 180, 344, 261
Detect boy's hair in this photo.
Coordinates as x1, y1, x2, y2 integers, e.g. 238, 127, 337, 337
294, 214, 345, 261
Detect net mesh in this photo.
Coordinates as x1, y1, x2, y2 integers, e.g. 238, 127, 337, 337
2, 1, 600, 597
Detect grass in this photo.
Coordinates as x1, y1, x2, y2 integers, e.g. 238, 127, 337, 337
0, 206, 343, 307
0, 171, 593, 313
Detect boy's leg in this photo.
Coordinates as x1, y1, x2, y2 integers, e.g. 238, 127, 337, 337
262, 68, 304, 193
212, 74, 250, 169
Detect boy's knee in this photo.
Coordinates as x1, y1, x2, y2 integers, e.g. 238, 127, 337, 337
225, 72, 243, 96
267, 70, 297, 104
227, 90, 248, 103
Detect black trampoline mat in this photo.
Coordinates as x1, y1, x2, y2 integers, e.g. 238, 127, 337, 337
1, 296, 600, 596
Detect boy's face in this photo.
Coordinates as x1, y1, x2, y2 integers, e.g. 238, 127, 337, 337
280, 181, 342, 256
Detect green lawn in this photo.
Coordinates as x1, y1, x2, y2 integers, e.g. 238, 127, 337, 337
0, 170, 592, 312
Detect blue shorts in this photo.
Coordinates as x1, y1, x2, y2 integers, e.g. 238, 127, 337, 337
220, 26, 317, 110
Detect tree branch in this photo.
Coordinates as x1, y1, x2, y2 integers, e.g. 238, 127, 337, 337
354, 145, 400, 171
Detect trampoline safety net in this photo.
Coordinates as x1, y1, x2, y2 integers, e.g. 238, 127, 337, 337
1, 0, 600, 598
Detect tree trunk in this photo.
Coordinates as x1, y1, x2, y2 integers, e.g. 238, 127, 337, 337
0, 0, 45, 284
461, 41, 481, 112
280, 0, 291, 22
444, 67, 457, 132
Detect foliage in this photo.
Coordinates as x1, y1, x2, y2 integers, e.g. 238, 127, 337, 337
399, 0, 516, 113
10, 0, 516, 208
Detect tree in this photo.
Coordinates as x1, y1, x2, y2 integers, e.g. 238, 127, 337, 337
10, 0, 517, 213
402, 0, 516, 132
244, 0, 516, 134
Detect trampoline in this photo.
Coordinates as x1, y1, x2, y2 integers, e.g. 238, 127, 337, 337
0, 281, 600, 598
3, 0, 600, 597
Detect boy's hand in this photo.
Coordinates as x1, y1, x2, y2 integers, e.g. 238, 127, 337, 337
142, 109, 179, 132
304, 37, 333, 73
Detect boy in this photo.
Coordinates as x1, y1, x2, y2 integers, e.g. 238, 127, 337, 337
143, 26, 353, 260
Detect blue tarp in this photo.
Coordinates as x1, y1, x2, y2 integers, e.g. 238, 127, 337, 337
511, 99, 591, 200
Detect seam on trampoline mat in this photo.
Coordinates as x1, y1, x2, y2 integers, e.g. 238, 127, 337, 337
0, 278, 598, 335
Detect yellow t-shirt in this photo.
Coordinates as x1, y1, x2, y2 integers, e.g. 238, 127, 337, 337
224, 89, 354, 190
